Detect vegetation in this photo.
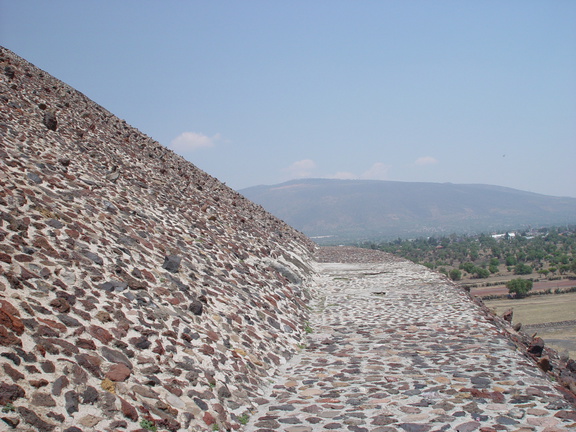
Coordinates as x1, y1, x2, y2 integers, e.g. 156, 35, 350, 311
140, 419, 157, 432
363, 226, 576, 283
506, 278, 533, 297
2, 403, 15, 413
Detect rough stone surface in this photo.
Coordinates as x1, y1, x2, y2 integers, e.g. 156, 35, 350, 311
0, 46, 315, 431
1, 46, 574, 432
244, 248, 576, 431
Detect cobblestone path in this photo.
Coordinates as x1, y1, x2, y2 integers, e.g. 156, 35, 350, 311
244, 258, 576, 432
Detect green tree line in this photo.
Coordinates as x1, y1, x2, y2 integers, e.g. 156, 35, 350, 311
363, 225, 576, 282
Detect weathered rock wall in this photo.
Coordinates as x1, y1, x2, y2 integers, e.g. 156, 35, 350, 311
0, 46, 317, 431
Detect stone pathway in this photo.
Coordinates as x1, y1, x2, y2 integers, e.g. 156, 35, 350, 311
244, 257, 576, 432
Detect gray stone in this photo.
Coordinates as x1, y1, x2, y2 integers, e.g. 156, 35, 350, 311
31, 391, 56, 407
82, 250, 104, 265
99, 280, 128, 292
51, 376, 69, 396
399, 424, 431, 432
162, 255, 182, 273
27, 172, 42, 184
495, 416, 518, 425
65, 390, 79, 414
43, 111, 57, 131
17, 407, 55, 431
455, 422, 480, 432
101, 346, 133, 369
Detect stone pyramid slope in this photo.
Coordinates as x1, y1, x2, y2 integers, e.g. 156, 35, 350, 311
0, 46, 317, 431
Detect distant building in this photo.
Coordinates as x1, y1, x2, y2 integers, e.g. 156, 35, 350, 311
491, 232, 516, 240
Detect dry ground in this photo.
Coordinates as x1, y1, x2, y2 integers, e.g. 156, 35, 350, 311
484, 293, 576, 359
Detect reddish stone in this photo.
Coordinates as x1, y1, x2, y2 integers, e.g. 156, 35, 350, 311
32, 236, 59, 257
79, 299, 97, 311
49, 297, 71, 313
201, 344, 215, 355
281, 319, 296, 330
75, 354, 102, 378
0, 382, 25, 405
37, 318, 67, 332
76, 338, 97, 350
268, 353, 281, 365
264, 295, 278, 308
20, 267, 39, 280
106, 363, 131, 382
229, 313, 242, 324
152, 341, 165, 355
206, 330, 219, 342
489, 391, 505, 403
65, 229, 80, 239
13, 254, 34, 262
120, 397, 138, 421
34, 325, 59, 338
203, 411, 216, 426
0, 300, 24, 335
0, 252, 12, 263
30, 379, 49, 388
0, 299, 20, 317
3, 363, 24, 381
0, 327, 21, 349
167, 297, 181, 305
88, 325, 113, 344
537, 356, 551, 372
47, 338, 78, 356
140, 268, 156, 282
164, 384, 183, 397
529, 337, 545, 357
213, 403, 225, 415
554, 410, 576, 420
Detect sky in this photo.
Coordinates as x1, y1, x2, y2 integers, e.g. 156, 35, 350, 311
1, 1, 575, 197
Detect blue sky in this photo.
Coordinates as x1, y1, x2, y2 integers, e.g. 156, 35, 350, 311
2, 1, 575, 197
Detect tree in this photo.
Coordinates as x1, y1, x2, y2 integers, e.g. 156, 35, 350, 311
505, 255, 518, 266
474, 268, 490, 279
514, 263, 533, 275
506, 278, 533, 298
449, 269, 462, 281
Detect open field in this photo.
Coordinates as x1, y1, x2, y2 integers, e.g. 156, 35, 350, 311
470, 278, 576, 297
484, 293, 576, 359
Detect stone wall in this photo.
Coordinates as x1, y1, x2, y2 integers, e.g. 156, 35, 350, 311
0, 46, 317, 431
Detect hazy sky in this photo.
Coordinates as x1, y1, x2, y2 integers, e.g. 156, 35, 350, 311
2, 1, 575, 197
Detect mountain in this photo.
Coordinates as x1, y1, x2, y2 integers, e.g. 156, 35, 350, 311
0, 46, 316, 431
239, 179, 576, 244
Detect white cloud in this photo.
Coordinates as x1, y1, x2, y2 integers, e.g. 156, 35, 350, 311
361, 162, 391, 180
284, 159, 317, 178
169, 131, 221, 152
414, 156, 438, 166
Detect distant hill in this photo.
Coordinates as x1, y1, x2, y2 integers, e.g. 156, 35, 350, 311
239, 179, 576, 244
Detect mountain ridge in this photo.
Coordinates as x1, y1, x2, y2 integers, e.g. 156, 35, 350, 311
240, 178, 576, 244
